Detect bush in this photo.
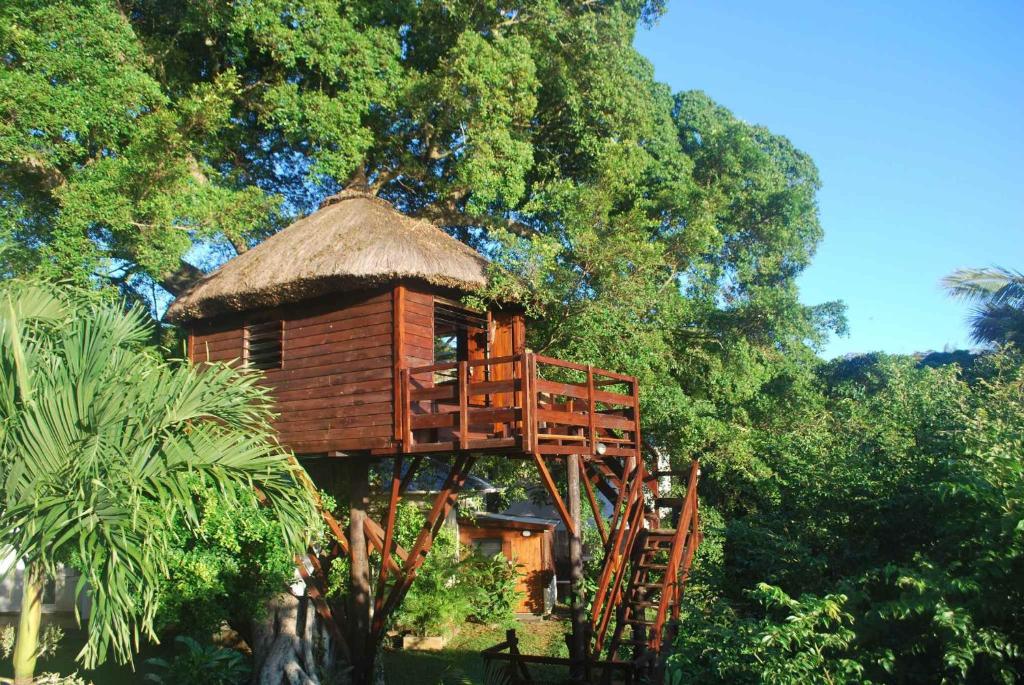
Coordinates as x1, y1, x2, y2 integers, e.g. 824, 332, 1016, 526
387, 503, 522, 635
144, 636, 249, 685
155, 478, 299, 638
460, 549, 522, 626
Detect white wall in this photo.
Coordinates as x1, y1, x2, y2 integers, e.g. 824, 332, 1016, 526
0, 549, 90, 617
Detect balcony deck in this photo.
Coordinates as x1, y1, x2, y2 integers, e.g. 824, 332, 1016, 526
396, 352, 640, 458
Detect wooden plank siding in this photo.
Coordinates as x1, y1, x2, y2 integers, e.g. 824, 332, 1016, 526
189, 288, 398, 455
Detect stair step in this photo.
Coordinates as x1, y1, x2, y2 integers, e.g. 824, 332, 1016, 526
639, 563, 668, 572
654, 497, 684, 508
618, 638, 651, 647
628, 619, 656, 627
630, 601, 658, 608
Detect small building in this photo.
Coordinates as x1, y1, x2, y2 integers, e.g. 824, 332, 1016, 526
459, 513, 558, 616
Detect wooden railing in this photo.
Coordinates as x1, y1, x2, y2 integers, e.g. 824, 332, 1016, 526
399, 352, 641, 457
482, 629, 638, 684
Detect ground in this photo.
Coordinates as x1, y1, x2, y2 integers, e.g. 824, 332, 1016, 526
382, 616, 570, 684
0, 615, 570, 684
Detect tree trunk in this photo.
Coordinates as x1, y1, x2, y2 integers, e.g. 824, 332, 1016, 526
250, 591, 346, 685
12, 564, 44, 685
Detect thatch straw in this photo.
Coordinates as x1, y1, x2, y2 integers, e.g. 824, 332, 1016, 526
165, 190, 488, 322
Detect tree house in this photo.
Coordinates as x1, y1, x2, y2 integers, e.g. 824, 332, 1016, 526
166, 190, 701, 684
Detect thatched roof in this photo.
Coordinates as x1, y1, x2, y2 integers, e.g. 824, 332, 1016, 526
165, 190, 488, 322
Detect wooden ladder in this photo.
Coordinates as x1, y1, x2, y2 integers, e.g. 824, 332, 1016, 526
591, 458, 702, 678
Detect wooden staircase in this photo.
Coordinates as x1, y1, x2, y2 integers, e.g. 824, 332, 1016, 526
589, 457, 701, 678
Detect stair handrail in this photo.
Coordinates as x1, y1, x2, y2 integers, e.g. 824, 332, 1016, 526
650, 459, 700, 647
592, 456, 649, 652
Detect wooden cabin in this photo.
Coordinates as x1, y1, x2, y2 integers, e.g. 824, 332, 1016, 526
166, 189, 640, 462
459, 513, 557, 615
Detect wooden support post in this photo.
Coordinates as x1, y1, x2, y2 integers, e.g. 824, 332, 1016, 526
374, 454, 478, 638
374, 456, 404, 606
393, 284, 406, 442
580, 460, 608, 546
531, 452, 575, 536
348, 456, 371, 678
567, 451, 587, 681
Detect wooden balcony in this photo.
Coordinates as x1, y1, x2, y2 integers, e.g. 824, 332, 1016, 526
398, 352, 640, 458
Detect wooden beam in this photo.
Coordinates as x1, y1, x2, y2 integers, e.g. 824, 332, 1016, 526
399, 455, 423, 494
458, 360, 469, 449
373, 454, 478, 638
530, 452, 576, 536
373, 456, 404, 619
580, 460, 608, 547
587, 365, 597, 457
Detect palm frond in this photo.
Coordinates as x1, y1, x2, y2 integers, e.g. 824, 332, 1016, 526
943, 266, 1024, 346
942, 266, 1024, 305
0, 277, 318, 669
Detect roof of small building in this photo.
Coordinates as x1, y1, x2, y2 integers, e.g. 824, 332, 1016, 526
402, 457, 500, 494
460, 512, 559, 531
165, 190, 489, 323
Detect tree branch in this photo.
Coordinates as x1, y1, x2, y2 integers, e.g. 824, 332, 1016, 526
160, 259, 206, 296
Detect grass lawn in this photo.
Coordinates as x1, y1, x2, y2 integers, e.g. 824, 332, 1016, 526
382, 615, 571, 684
0, 614, 570, 684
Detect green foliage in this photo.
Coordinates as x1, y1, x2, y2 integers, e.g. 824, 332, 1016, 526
0, 278, 317, 671
144, 636, 249, 685
388, 503, 522, 636
392, 523, 469, 637
155, 478, 300, 637
31, 673, 94, 685
669, 585, 864, 685
668, 350, 1024, 683
458, 550, 522, 627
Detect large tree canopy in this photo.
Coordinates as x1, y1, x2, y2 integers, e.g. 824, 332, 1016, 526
0, 0, 843, 475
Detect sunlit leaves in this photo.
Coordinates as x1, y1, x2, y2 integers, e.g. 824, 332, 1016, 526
0, 279, 317, 668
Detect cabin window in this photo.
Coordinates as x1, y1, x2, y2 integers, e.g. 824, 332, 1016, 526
433, 299, 487, 382
473, 537, 504, 559
244, 320, 283, 370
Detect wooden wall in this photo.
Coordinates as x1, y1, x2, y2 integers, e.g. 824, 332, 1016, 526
189, 288, 396, 455
186, 283, 528, 456
401, 285, 435, 376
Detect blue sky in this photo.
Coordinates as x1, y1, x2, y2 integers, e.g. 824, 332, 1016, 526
635, 1, 1024, 357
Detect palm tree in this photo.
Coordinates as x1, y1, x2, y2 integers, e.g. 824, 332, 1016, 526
941, 266, 1024, 347
0, 280, 316, 683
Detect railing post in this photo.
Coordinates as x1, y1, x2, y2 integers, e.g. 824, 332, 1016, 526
519, 352, 531, 450
632, 376, 642, 456
458, 360, 469, 450
586, 365, 596, 456
401, 368, 412, 449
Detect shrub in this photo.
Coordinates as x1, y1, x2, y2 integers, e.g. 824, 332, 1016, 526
155, 478, 299, 638
144, 636, 249, 685
460, 549, 522, 626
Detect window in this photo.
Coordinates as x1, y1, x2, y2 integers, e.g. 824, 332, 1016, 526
244, 320, 283, 370
473, 537, 504, 559
433, 299, 487, 382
